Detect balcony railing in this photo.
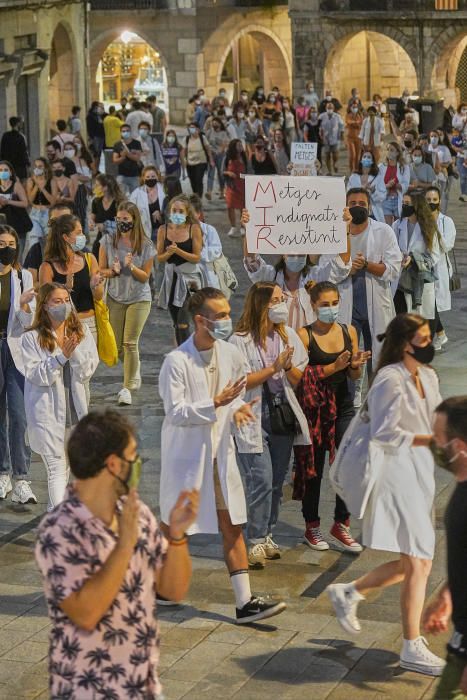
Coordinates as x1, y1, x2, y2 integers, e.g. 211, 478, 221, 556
320, 0, 465, 10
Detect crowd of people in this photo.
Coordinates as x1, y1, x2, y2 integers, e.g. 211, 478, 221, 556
0, 82, 465, 699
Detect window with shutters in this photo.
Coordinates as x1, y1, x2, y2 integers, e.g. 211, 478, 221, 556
435, 0, 458, 9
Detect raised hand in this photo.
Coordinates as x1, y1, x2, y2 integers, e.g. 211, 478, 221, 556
118, 488, 140, 552
214, 377, 246, 408
168, 489, 200, 539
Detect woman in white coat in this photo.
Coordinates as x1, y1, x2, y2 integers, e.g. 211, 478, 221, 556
0, 225, 37, 504
359, 106, 385, 165
230, 281, 311, 569
240, 209, 353, 330
129, 165, 166, 241
392, 193, 440, 321
379, 142, 411, 225
347, 151, 386, 222
327, 313, 446, 678
21, 282, 99, 511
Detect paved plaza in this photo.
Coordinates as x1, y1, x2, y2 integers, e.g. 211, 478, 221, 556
0, 188, 466, 699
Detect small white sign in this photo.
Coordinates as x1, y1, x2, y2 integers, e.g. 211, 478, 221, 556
290, 142, 318, 176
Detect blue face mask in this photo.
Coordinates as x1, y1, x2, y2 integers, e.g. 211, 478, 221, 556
203, 317, 233, 341
71, 234, 87, 252
361, 158, 373, 168
170, 212, 186, 226
0, 171, 10, 180
285, 255, 307, 273
317, 305, 339, 324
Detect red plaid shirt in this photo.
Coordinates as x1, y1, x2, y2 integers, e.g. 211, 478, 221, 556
293, 364, 337, 500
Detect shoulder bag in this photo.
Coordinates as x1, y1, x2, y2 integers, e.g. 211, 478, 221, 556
85, 254, 118, 367
212, 254, 238, 300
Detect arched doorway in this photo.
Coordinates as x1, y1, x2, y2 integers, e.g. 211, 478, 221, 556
431, 32, 467, 106
48, 23, 76, 128
96, 31, 168, 112
219, 29, 291, 101
325, 31, 418, 104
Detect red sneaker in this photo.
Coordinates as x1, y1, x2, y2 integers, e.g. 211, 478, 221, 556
303, 522, 329, 551
330, 521, 363, 554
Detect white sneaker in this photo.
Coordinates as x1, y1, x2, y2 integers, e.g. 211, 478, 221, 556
227, 227, 242, 238
11, 480, 37, 505
400, 636, 446, 676
0, 474, 12, 500
326, 583, 363, 634
248, 543, 267, 569
433, 333, 448, 352
264, 535, 281, 560
117, 388, 132, 405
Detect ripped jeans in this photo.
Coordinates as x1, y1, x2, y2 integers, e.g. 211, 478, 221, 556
107, 298, 152, 389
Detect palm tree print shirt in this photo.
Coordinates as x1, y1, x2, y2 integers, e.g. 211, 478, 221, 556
35, 485, 168, 700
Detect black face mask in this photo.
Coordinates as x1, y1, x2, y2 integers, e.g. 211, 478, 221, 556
54, 170, 64, 178
0, 247, 16, 266
408, 342, 435, 365
429, 440, 456, 473
145, 178, 158, 188
401, 204, 415, 218
116, 220, 133, 234
349, 206, 369, 225
428, 202, 439, 212
404, 140, 413, 149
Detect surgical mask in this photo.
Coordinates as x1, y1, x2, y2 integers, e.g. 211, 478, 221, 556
309, 112, 318, 122
139, 129, 149, 138
53, 170, 64, 178
47, 302, 72, 323
317, 305, 339, 324
188, 127, 197, 136
167, 136, 176, 145
349, 205, 368, 225
428, 202, 439, 212
326, 95, 332, 100
114, 455, 143, 493
237, 112, 245, 119
401, 204, 415, 218
326, 108, 333, 114
408, 342, 435, 365
0, 171, 10, 180
0, 247, 16, 266
430, 439, 467, 472
116, 220, 133, 233
361, 158, 373, 168
64, 149, 75, 157
70, 234, 87, 252
258, 89, 264, 96
387, 150, 397, 160
121, 131, 131, 140
413, 155, 423, 165
145, 178, 158, 188
285, 255, 307, 273
74, 144, 82, 153
351, 107, 359, 114
170, 212, 186, 226
248, 111, 256, 118
430, 136, 439, 146
219, 91, 226, 97
268, 302, 289, 325
203, 317, 233, 341
33, 167, 44, 176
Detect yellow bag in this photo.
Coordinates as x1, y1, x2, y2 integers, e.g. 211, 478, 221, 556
85, 254, 118, 367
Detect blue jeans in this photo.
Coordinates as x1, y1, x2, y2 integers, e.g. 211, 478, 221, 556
237, 413, 295, 544
382, 195, 399, 218
0, 340, 31, 478
457, 157, 467, 195
207, 152, 225, 193
29, 208, 49, 249
117, 175, 140, 196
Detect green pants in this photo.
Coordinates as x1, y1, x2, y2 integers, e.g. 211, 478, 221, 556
434, 653, 467, 700
107, 298, 151, 389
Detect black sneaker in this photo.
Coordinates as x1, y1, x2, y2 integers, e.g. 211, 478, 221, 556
156, 593, 179, 607
235, 595, 286, 625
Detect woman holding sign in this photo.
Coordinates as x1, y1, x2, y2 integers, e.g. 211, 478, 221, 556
224, 140, 247, 239
230, 281, 311, 570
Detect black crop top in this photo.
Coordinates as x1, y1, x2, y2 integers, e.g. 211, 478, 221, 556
306, 323, 353, 387
32, 181, 52, 206
47, 260, 94, 313
164, 224, 193, 266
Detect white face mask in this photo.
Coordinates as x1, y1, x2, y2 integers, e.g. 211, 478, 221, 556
285, 256, 307, 273
268, 302, 288, 325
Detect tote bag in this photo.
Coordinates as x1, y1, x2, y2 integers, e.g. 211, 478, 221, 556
85, 254, 118, 367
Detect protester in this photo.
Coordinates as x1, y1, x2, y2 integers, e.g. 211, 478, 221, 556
244, 106, 264, 158
231, 281, 310, 568
148, 94, 167, 135
409, 146, 437, 192
189, 193, 224, 289
223, 139, 247, 238
319, 90, 343, 114
157, 196, 203, 345
282, 97, 298, 146
0, 117, 30, 180
112, 124, 143, 196
159, 286, 286, 622
429, 129, 453, 212
185, 122, 212, 198
346, 101, 364, 173
24, 203, 72, 286
86, 101, 106, 166
68, 105, 82, 136
99, 201, 155, 406
271, 129, 290, 175
303, 106, 323, 161
138, 120, 165, 174
161, 129, 186, 182
319, 102, 344, 175
205, 117, 229, 200
303, 82, 320, 109
51, 158, 76, 211
0, 160, 32, 261
22, 282, 98, 510
54, 119, 74, 154
125, 100, 153, 139
103, 105, 124, 149
35, 408, 198, 698
0, 224, 36, 504
46, 139, 78, 180
327, 313, 446, 677
358, 106, 385, 166
26, 158, 57, 250
227, 105, 248, 144
89, 174, 124, 259
295, 281, 370, 552
62, 141, 92, 231
347, 151, 386, 222
129, 165, 166, 241
250, 136, 277, 176
379, 141, 410, 225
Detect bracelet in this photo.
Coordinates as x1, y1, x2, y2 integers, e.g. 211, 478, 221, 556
362, 259, 368, 270
169, 536, 188, 547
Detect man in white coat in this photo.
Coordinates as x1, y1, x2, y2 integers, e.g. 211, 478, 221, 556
158, 287, 286, 624
342, 187, 402, 372
425, 186, 456, 351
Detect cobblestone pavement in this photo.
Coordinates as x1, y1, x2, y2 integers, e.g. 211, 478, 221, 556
0, 182, 466, 700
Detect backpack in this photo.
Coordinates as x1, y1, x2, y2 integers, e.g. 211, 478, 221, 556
212, 254, 238, 300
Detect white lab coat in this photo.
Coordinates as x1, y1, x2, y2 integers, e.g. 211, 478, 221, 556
5, 268, 35, 374
392, 218, 440, 319
347, 173, 386, 223
435, 213, 456, 312
362, 363, 441, 560
158, 335, 247, 535
338, 219, 402, 363
129, 183, 166, 239
359, 116, 385, 148
244, 255, 352, 328
21, 326, 99, 456
200, 221, 223, 288
229, 328, 311, 454
378, 163, 411, 213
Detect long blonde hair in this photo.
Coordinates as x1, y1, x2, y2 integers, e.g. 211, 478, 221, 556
29, 283, 84, 352
115, 201, 149, 255
167, 194, 198, 226
235, 281, 288, 348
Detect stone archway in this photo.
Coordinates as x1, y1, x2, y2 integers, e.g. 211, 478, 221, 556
324, 30, 418, 105
48, 23, 76, 128
431, 28, 467, 105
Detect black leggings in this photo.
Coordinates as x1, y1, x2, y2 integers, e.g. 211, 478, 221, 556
395, 290, 444, 335
301, 395, 355, 525
187, 163, 207, 198
168, 277, 191, 346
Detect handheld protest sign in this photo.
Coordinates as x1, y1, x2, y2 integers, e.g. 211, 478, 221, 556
290, 142, 317, 176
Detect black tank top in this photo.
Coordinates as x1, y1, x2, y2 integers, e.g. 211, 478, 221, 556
32, 180, 52, 206
306, 323, 353, 388
47, 259, 94, 313
164, 224, 193, 266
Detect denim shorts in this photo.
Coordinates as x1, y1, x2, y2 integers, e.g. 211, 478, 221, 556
382, 195, 399, 217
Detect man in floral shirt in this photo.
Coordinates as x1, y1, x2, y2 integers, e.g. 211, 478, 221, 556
36, 409, 198, 700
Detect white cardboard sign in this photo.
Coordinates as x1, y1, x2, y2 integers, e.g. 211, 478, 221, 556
245, 175, 347, 255
290, 142, 318, 176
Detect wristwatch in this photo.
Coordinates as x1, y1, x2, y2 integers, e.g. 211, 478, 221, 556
362, 258, 368, 270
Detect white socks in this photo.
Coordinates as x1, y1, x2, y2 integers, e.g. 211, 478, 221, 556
345, 582, 365, 602
230, 569, 251, 609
